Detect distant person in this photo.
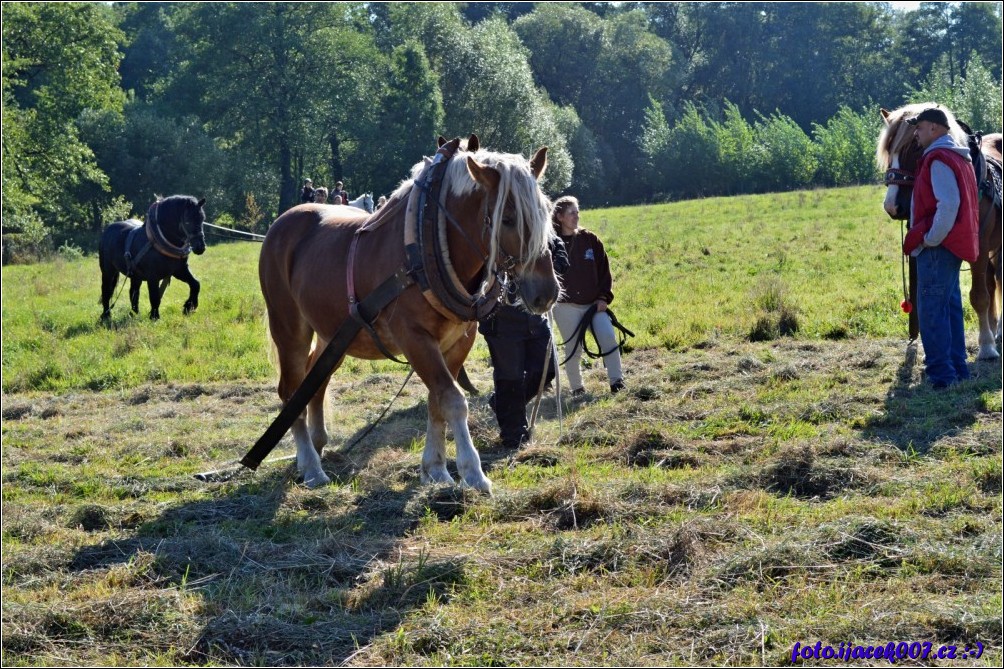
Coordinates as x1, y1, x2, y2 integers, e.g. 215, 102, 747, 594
332, 195, 343, 205
902, 106, 979, 389
334, 180, 349, 205
376, 195, 388, 210
313, 186, 328, 203
478, 237, 569, 449
300, 178, 314, 203
550, 195, 627, 396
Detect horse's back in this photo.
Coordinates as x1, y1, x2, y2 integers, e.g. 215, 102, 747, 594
259, 205, 372, 317
983, 133, 1003, 164
99, 219, 142, 270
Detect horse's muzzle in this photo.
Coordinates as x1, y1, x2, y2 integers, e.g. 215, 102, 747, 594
192, 237, 207, 255
519, 275, 560, 314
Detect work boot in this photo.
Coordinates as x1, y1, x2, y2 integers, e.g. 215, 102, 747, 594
492, 379, 529, 449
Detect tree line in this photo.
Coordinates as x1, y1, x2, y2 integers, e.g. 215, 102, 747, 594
3, 2, 1002, 260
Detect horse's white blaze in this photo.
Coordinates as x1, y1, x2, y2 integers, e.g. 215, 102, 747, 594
883, 154, 901, 218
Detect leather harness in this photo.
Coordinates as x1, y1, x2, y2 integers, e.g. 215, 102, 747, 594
243, 138, 511, 470
124, 201, 193, 275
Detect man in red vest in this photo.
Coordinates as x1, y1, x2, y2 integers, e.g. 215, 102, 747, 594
902, 107, 980, 389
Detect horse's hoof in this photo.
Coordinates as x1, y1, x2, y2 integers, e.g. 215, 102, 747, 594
302, 470, 331, 488
421, 466, 455, 486
977, 346, 1001, 361
460, 471, 493, 495
184, 303, 197, 314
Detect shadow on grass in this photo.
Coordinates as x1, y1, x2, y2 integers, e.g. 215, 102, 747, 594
862, 341, 1002, 454
64, 399, 487, 665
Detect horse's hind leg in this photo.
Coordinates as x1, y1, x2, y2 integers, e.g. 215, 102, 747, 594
305, 339, 342, 454
971, 249, 1001, 361
100, 265, 118, 321
129, 278, 142, 316
268, 308, 332, 488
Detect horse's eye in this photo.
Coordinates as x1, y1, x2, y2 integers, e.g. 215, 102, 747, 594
502, 217, 514, 227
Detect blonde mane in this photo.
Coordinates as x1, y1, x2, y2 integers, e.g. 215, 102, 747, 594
390, 147, 554, 282
876, 102, 969, 169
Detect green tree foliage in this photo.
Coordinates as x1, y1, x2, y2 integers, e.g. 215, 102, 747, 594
750, 112, 818, 193
432, 17, 573, 193
5, 1, 1002, 260
812, 106, 884, 186
77, 102, 230, 218
165, 3, 341, 213
909, 54, 1004, 133
375, 41, 445, 194
2, 2, 126, 243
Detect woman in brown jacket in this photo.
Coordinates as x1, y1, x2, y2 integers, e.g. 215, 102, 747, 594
551, 196, 626, 396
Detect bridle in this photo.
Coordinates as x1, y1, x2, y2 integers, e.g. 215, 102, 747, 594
883, 168, 916, 188
146, 200, 204, 259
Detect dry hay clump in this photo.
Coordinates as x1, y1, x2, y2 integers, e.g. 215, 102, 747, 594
755, 444, 877, 500
538, 523, 709, 584
492, 479, 608, 530
621, 429, 702, 469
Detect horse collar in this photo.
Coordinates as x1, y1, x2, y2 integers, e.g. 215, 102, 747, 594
146, 201, 191, 259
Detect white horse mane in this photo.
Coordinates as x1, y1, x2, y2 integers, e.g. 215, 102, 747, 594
876, 102, 969, 168
390, 148, 554, 279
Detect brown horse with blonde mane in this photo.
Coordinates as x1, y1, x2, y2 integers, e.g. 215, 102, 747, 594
258, 136, 559, 491
877, 103, 1003, 360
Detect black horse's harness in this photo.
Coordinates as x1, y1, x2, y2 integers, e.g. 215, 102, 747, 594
242, 138, 512, 471
124, 201, 195, 276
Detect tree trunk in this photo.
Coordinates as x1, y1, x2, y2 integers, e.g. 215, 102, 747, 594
278, 142, 295, 213
329, 132, 343, 190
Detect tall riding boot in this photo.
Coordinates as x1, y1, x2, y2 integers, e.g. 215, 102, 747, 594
493, 379, 529, 448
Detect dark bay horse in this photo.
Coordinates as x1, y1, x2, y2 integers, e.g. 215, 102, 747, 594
877, 103, 1003, 359
99, 195, 207, 321
259, 138, 560, 490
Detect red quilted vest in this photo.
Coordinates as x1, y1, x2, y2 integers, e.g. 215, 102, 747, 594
911, 147, 979, 263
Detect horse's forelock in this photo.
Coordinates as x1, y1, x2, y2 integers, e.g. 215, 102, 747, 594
877, 103, 970, 168
445, 150, 552, 272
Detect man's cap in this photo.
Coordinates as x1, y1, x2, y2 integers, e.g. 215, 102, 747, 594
304, 178, 312, 183
906, 107, 950, 128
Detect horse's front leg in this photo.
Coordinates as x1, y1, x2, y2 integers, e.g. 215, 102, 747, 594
442, 325, 490, 490
174, 262, 201, 315
403, 329, 490, 493
970, 256, 1000, 360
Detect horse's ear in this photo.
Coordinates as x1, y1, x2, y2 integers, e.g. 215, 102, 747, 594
467, 156, 501, 191
437, 135, 447, 148
880, 108, 891, 123
467, 134, 480, 152
529, 146, 548, 180
957, 119, 973, 135
197, 198, 206, 208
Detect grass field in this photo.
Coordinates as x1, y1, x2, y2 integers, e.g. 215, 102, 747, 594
2, 185, 1001, 666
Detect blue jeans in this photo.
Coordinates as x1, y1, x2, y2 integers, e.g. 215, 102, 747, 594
916, 246, 970, 387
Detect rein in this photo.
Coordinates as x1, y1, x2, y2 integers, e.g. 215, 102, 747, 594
557, 304, 635, 366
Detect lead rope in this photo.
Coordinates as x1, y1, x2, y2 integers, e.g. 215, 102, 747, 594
194, 368, 415, 482
528, 309, 563, 439
900, 221, 912, 312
